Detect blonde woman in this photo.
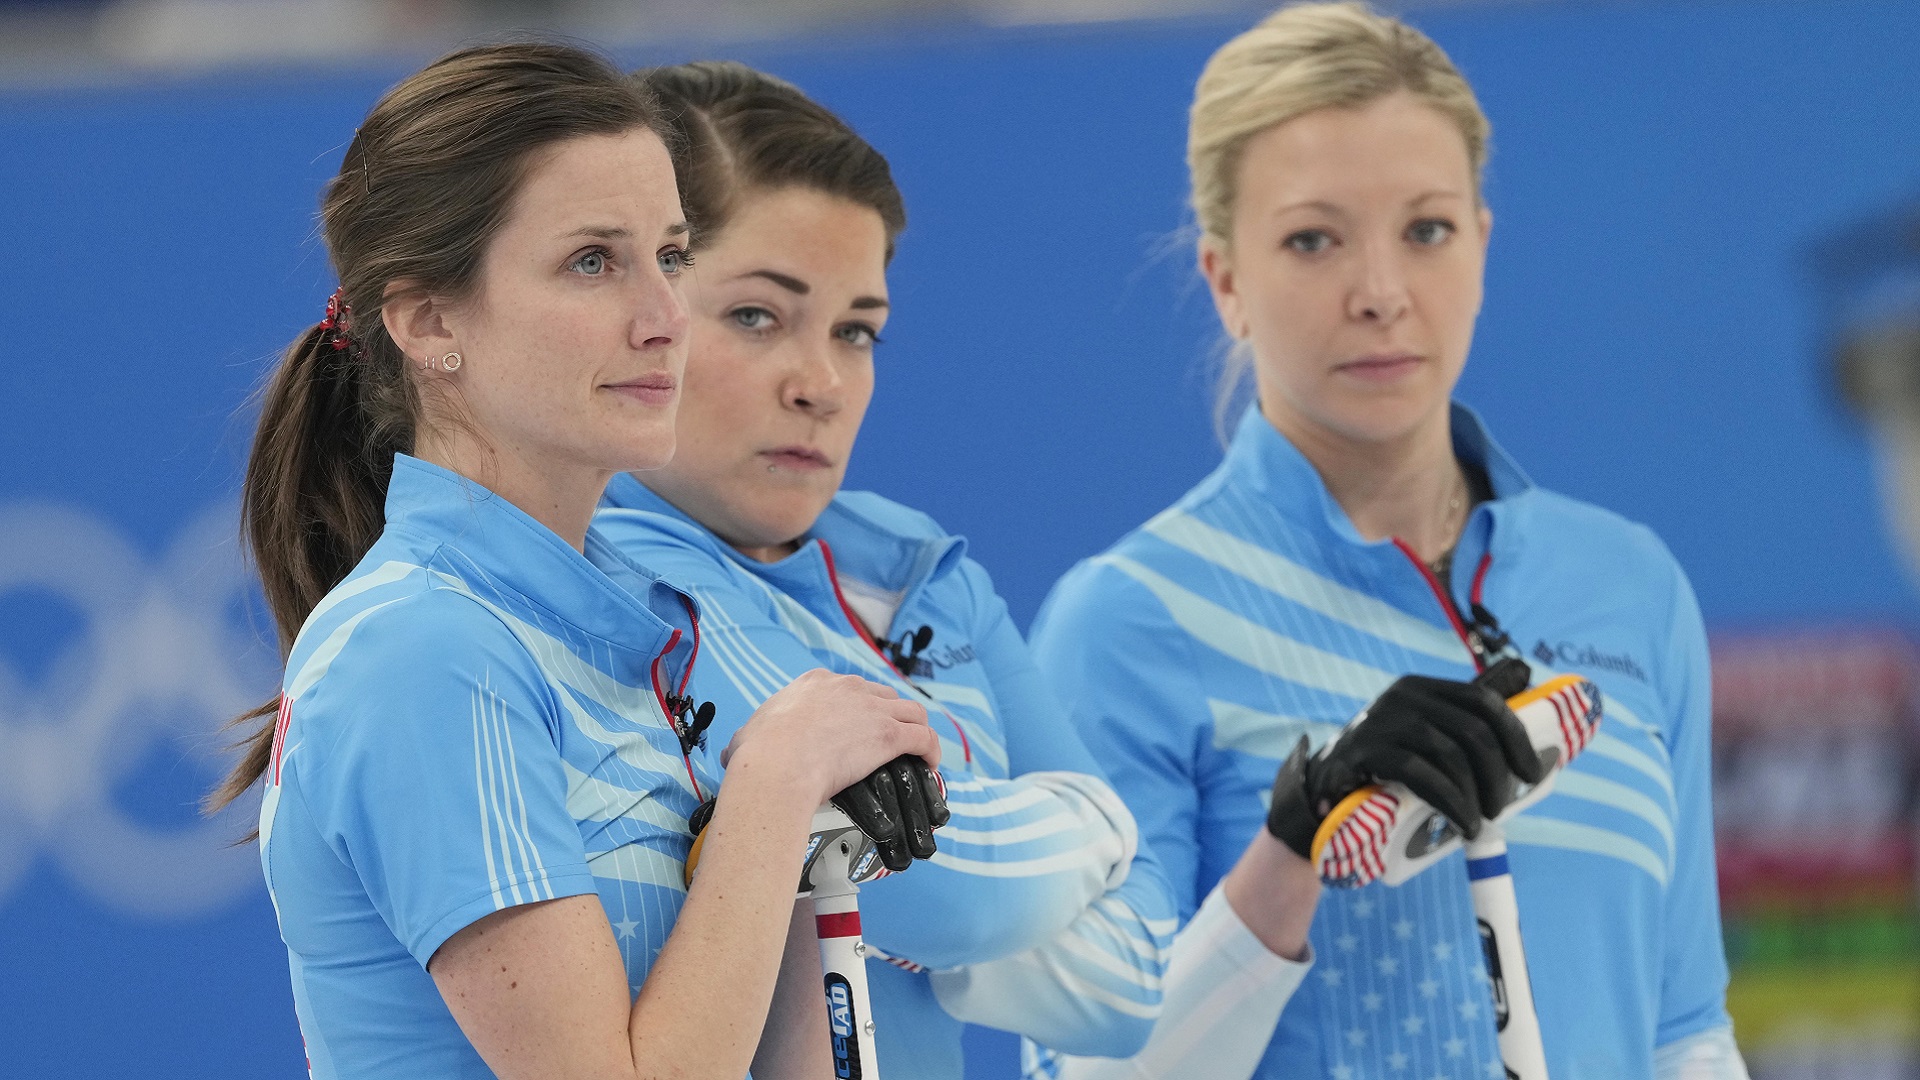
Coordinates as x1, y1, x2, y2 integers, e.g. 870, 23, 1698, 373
1028, 4, 1745, 1079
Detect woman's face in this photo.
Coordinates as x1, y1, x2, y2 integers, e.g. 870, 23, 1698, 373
407, 129, 693, 481
1201, 91, 1491, 450
642, 185, 891, 561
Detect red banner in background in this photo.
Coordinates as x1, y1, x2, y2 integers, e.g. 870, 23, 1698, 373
1712, 630, 1920, 1078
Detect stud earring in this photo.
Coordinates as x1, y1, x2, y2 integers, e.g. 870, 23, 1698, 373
440, 352, 462, 372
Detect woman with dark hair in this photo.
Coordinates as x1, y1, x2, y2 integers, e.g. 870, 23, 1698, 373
593, 61, 1177, 1079
209, 43, 937, 1080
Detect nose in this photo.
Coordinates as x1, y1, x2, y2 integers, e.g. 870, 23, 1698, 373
1347, 240, 1411, 326
782, 339, 844, 420
630, 269, 691, 352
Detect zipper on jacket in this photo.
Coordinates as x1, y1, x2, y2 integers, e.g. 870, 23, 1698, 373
650, 594, 711, 799
1392, 544, 1510, 672
818, 540, 974, 766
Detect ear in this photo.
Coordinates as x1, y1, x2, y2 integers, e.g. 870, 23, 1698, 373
381, 283, 459, 369
1198, 236, 1249, 341
1477, 205, 1494, 251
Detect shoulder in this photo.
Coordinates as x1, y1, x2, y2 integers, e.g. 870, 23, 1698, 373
1036, 464, 1239, 639
593, 506, 745, 586
828, 489, 994, 602
1508, 488, 1690, 605
286, 570, 552, 753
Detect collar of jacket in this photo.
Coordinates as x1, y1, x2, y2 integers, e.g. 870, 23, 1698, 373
385, 454, 697, 654
601, 472, 967, 630
1223, 401, 1533, 542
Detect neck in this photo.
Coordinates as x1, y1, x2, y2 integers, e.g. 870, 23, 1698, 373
735, 539, 802, 564
1262, 398, 1465, 564
417, 429, 607, 553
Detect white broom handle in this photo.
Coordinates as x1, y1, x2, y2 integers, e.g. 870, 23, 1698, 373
1466, 827, 1548, 1080
811, 821, 880, 1079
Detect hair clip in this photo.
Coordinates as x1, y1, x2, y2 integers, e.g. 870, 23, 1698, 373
320, 287, 352, 351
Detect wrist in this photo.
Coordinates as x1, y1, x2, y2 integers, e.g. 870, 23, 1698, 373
1223, 830, 1321, 961
720, 744, 823, 820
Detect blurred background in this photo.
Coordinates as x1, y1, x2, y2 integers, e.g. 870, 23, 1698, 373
1, 0, 1917, 1076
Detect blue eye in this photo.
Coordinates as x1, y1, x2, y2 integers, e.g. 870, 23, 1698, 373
658, 248, 694, 276
570, 248, 610, 275
1284, 229, 1334, 255
1407, 219, 1455, 246
729, 306, 775, 333
836, 323, 882, 348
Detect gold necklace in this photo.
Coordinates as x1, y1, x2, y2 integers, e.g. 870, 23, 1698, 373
1425, 467, 1469, 576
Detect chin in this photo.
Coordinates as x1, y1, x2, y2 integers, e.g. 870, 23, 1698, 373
605, 435, 677, 473
755, 489, 833, 545
1324, 390, 1450, 443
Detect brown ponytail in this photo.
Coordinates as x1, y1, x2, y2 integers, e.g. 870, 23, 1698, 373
208, 42, 670, 814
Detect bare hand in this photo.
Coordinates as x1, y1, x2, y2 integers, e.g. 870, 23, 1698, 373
721, 669, 938, 808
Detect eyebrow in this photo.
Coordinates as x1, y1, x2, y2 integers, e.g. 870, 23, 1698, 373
1270, 190, 1468, 219
562, 222, 691, 241
740, 269, 810, 294
736, 268, 888, 310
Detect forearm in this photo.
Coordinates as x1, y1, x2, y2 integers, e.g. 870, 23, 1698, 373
930, 863, 1176, 1057
1654, 1026, 1750, 1080
629, 759, 820, 1077
751, 900, 831, 1080
867, 769, 1135, 968
1049, 885, 1312, 1080
1218, 829, 1318, 961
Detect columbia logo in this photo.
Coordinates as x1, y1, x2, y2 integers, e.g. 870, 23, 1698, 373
1532, 639, 1649, 683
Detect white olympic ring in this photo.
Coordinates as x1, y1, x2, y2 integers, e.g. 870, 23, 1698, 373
0, 499, 277, 918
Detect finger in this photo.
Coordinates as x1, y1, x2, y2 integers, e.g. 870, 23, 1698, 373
888, 757, 937, 860
1357, 748, 1482, 839
1475, 657, 1532, 699
856, 677, 902, 700
915, 759, 951, 829
1423, 679, 1549, 784
885, 696, 930, 726
862, 766, 917, 871
832, 778, 898, 845
873, 830, 914, 872
1373, 719, 1485, 826
1439, 701, 1522, 816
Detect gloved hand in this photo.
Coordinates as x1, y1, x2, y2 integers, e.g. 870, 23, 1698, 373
833, 754, 951, 872
683, 753, 951, 887
1265, 659, 1547, 859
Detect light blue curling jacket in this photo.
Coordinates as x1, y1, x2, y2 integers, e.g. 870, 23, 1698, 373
1029, 406, 1736, 1080
597, 475, 1177, 1080
261, 455, 717, 1080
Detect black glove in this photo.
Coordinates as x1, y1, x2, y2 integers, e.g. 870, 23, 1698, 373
1265, 658, 1547, 859
832, 754, 951, 872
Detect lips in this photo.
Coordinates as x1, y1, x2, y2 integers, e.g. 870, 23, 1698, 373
760, 446, 831, 471
1335, 353, 1424, 383
604, 371, 676, 406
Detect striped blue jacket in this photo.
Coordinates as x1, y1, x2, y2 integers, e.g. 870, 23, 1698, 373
1029, 406, 1734, 1080
260, 455, 718, 1080
597, 474, 1177, 1080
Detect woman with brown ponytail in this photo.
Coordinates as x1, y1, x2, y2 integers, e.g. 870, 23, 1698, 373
207, 43, 937, 1080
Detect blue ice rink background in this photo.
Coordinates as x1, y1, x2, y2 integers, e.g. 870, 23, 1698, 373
2, 1, 1918, 1075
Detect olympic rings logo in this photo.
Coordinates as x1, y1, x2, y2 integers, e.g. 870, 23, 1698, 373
0, 499, 275, 918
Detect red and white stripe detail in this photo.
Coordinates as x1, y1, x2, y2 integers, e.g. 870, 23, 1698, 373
1316, 788, 1400, 887
268, 693, 294, 786
1541, 680, 1599, 761
1312, 677, 1601, 889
